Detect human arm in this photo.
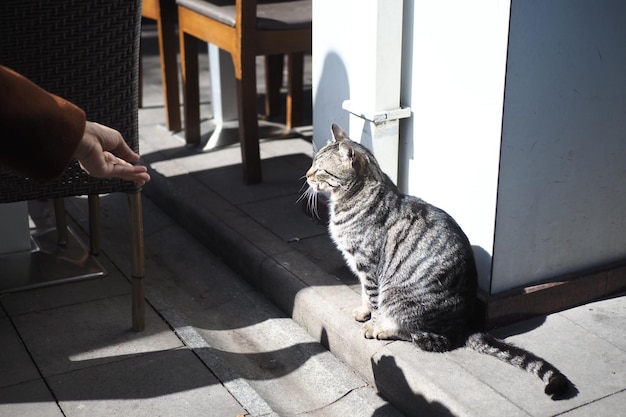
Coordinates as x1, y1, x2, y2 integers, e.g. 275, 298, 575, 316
0, 65, 149, 185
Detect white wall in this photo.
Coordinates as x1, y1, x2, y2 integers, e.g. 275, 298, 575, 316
312, 1, 363, 150
313, 1, 509, 293
399, 1, 510, 292
492, 0, 626, 293
312, 0, 626, 295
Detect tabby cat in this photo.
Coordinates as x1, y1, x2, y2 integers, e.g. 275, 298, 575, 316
304, 124, 573, 398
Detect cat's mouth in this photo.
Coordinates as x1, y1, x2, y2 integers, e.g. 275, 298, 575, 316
305, 177, 318, 191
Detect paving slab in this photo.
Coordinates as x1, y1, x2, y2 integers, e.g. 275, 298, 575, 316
559, 295, 626, 351
48, 348, 246, 417
192, 151, 312, 206
11, 294, 183, 377
0, 317, 40, 388
559, 389, 626, 417
1, 268, 130, 317
0, 379, 64, 417
239, 193, 322, 242
482, 314, 626, 415
312, 386, 404, 417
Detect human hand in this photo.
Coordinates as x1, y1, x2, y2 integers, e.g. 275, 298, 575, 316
74, 121, 150, 185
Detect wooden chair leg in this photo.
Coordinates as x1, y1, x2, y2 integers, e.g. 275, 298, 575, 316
264, 54, 284, 120
53, 198, 68, 246
88, 194, 101, 256
287, 52, 304, 129
180, 30, 201, 145
236, 53, 262, 184
128, 191, 145, 332
157, 0, 181, 132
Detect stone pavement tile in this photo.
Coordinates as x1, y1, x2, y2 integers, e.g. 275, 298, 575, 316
136, 119, 186, 157
0, 318, 39, 388
287, 234, 356, 287
167, 172, 294, 260
503, 313, 626, 412
48, 348, 246, 417
11, 294, 183, 377
457, 313, 626, 416
142, 223, 261, 320
192, 149, 311, 206
239, 193, 323, 242
559, 294, 626, 351
143, 168, 292, 277
559, 389, 626, 417
312, 386, 405, 417
1, 270, 130, 317
64, 193, 176, 244
448, 347, 548, 417
0, 379, 63, 417
63, 193, 168, 270
149, 143, 243, 178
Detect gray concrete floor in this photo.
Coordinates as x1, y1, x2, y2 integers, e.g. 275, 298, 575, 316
1, 20, 625, 417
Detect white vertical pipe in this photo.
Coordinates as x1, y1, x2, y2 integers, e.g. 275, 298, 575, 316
340, 0, 408, 184
313, 0, 408, 184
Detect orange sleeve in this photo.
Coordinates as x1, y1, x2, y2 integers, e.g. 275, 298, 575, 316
0, 65, 87, 182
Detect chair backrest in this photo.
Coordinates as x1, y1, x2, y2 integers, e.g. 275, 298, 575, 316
177, 0, 311, 30
0, 0, 142, 203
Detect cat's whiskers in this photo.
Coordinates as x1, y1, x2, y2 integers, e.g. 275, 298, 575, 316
296, 185, 320, 220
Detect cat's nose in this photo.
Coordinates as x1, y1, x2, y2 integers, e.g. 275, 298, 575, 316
305, 167, 315, 179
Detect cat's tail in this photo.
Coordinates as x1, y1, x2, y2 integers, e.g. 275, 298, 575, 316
465, 332, 574, 399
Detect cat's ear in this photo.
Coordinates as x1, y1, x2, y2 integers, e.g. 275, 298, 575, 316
338, 142, 355, 163
331, 124, 350, 142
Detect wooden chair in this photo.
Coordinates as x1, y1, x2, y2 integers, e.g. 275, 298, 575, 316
0, 0, 147, 332
142, 0, 182, 132
177, 0, 312, 184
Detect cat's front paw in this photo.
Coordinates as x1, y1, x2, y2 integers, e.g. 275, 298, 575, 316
361, 320, 377, 339
352, 306, 371, 322
361, 320, 401, 341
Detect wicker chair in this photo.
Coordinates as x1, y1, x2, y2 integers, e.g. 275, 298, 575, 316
0, 0, 146, 331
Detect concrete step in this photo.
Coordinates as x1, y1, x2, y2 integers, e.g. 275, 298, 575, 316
65, 193, 403, 417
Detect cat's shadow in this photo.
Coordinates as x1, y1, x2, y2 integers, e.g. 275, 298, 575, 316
319, 328, 454, 415
371, 355, 455, 417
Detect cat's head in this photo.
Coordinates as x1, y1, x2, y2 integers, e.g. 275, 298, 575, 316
305, 124, 382, 199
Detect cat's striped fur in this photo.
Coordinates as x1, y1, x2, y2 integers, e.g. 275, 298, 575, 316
304, 124, 572, 398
